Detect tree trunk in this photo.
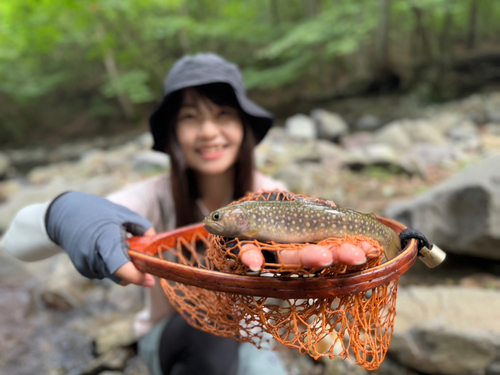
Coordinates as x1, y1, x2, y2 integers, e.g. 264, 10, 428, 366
270, 0, 280, 25
466, 0, 479, 50
96, 25, 134, 120
438, 0, 454, 60
374, 0, 392, 69
410, 2, 433, 62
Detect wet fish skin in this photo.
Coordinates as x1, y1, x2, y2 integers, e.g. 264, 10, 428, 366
203, 199, 401, 260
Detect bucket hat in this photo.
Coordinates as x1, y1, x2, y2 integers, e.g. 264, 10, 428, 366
150, 53, 273, 152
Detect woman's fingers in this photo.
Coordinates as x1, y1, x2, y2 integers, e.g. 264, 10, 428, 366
239, 241, 380, 271
280, 245, 333, 267
115, 229, 157, 287
240, 244, 264, 271
115, 261, 155, 287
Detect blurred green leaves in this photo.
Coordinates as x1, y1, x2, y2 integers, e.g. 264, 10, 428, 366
0, 0, 499, 146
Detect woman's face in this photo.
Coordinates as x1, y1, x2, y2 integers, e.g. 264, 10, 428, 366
175, 88, 244, 175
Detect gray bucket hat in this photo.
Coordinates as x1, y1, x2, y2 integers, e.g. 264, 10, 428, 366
150, 53, 274, 152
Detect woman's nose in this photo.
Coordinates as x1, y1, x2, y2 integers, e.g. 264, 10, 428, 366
199, 119, 219, 138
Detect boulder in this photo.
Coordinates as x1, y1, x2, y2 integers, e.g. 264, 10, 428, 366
385, 155, 500, 259
390, 286, 500, 375
285, 114, 317, 141
310, 109, 349, 141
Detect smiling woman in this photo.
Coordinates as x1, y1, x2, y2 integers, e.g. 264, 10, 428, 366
2, 53, 376, 375
176, 88, 244, 177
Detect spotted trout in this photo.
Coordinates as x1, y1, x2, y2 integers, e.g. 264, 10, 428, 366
203, 198, 401, 260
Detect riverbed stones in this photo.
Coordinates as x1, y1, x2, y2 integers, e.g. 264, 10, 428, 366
285, 113, 317, 141
390, 286, 500, 375
385, 154, 500, 259
310, 109, 349, 141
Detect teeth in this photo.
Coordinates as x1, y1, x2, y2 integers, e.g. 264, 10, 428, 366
200, 145, 224, 153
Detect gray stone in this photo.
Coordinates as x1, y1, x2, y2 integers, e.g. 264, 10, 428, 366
134, 132, 154, 148
385, 155, 500, 259
106, 282, 144, 313
0, 152, 9, 179
372, 122, 412, 151
390, 286, 500, 375
133, 151, 170, 173
39, 254, 89, 310
81, 347, 133, 375
447, 120, 481, 151
355, 114, 381, 131
92, 317, 139, 355
343, 143, 423, 176
310, 109, 349, 141
285, 114, 317, 141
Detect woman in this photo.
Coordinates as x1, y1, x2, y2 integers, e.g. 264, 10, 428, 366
2, 53, 373, 375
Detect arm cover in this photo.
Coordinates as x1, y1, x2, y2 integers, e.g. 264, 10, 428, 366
1, 201, 64, 261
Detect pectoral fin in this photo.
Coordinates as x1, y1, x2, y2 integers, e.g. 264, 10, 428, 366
243, 230, 259, 238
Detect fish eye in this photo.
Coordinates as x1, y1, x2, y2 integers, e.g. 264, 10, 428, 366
212, 211, 221, 220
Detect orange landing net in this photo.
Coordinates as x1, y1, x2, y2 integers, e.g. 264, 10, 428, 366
137, 191, 410, 370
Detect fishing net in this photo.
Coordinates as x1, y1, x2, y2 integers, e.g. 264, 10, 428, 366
129, 190, 416, 370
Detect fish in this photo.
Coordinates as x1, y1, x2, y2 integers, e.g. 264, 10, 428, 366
203, 198, 401, 260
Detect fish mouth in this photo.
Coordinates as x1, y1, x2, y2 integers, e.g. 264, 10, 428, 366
203, 221, 224, 235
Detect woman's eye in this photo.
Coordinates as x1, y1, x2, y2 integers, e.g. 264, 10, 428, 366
179, 113, 195, 120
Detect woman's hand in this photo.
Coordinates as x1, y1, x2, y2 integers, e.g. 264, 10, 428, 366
115, 227, 156, 287
46, 191, 156, 287
240, 242, 380, 272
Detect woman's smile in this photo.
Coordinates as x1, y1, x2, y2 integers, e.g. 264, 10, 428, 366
198, 144, 227, 160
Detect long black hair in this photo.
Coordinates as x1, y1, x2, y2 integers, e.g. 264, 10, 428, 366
163, 82, 256, 227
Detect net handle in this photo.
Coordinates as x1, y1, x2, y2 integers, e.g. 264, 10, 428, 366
127, 220, 418, 298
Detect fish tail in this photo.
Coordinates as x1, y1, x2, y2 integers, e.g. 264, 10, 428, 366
385, 232, 402, 260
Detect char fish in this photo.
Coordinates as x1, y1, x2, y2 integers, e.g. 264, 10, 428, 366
203, 198, 401, 260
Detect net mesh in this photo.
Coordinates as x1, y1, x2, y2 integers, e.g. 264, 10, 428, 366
156, 190, 398, 370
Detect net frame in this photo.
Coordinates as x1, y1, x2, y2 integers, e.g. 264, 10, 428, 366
128, 191, 418, 370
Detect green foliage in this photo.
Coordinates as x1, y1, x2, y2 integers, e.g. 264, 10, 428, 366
0, 0, 499, 146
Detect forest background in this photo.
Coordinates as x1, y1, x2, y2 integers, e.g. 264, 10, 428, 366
0, 0, 498, 148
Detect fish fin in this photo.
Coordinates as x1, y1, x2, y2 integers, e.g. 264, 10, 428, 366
302, 198, 336, 207
369, 213, 377, 219
242, 230, 259, 238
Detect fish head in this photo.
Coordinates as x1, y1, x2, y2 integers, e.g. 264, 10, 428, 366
203, 205, 250, 237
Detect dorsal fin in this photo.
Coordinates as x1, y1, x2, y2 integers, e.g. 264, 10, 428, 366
302, 197, 336, 208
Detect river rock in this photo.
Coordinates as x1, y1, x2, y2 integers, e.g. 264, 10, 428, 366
310, 109, 349, 141
447, 120, 481, 151
385, 155, 500, 259
92, 317, 139, 355
285, 114, 317, 141
355, 114, 381, 131
390, 286, 500, 375
372, 122, 412, 151
39, 254, 89, 310
81, 347, 134, 375
133, 150, 170, 173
